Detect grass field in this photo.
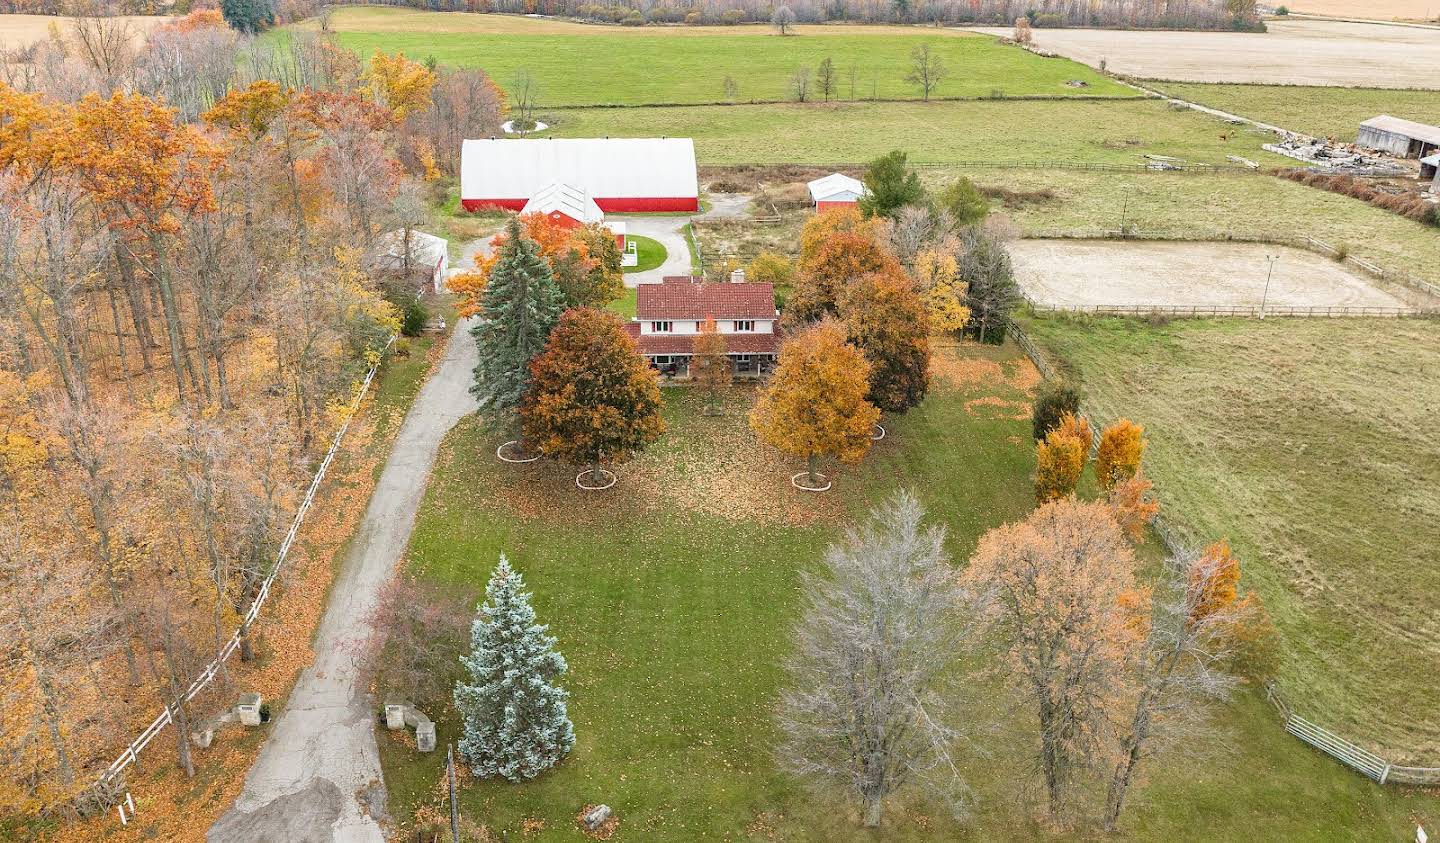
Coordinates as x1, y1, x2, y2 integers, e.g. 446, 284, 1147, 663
1147, 82, 1440, 140
377, 340, 1438, 841
544, 100, 1284, 166
1023, 316, 1440, 762
322, 7, 1128, 105
622, 234, 667, 273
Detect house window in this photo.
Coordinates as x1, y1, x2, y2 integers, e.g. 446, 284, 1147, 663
734, 320, 755, 332
651, 321, 673, 333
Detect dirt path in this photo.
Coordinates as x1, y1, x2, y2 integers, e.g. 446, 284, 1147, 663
209, 321, 478, 843
617, 215, 694, 286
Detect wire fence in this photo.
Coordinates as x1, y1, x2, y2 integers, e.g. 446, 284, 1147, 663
1025, 228, 1440, 303
1010, 320, 1440, 787
92, 337, 395, 798
1028, 303, 1434, 318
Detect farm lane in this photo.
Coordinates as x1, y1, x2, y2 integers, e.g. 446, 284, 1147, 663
208, 318, 479, 843
617, 216, 693, 286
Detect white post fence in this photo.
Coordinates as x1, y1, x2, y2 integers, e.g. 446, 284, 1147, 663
93, 337, 395, 796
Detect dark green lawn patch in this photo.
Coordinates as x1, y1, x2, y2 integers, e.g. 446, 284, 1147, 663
621, 234, 667, 274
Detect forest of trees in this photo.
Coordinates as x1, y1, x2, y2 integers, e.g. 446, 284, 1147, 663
328, 0, 1258, 31
0, 11, 503, 820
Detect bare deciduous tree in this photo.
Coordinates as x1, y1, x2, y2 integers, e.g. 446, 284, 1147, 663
1103, 547, 1248, 830
816, 56, 836, 102
722, 74, 738, 103
964, 498, 1139, 821
510, 68, 540, 134
789, 66, 811, 103
772, 4, 797, 35
778, 490, 973, 828
905, 43, 947, 101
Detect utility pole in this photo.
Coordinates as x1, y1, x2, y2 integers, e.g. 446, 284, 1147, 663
448, 744, 459, 843
1260, 253, 1279, 319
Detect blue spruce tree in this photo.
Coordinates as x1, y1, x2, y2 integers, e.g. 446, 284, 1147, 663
455, 555, 575, 781
470, 218, 567, 419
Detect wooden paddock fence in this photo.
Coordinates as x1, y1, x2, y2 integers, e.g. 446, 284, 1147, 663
1028, 303, 1434, 318
88, 337, 395, 807
1011, 320, 1440, 787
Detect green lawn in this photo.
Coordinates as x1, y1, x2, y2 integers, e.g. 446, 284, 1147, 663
544, 99, 1287, 166
326, 8, 1129, 106
621, 234, 667, 274
607, 287, 637, 319
1146, 82, 1440, 141
1023, 316, 1440, 763
379, 340, 1437, 841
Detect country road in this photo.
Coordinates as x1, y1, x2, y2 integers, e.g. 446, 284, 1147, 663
209, 319, 477, 842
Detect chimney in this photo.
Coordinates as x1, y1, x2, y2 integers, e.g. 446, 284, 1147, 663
729, 267, 746, 284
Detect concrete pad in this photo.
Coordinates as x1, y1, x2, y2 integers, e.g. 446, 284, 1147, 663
1010, 239, 1413, 310
615, 215, 694, 287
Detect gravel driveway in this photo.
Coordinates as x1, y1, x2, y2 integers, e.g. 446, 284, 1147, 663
209, 320, 478, 843
618, 215, 694, 286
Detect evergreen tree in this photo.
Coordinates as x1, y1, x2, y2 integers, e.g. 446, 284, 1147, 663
958, 226, 1020, 344
455, 555, 575, 782
220, 0, 275, 34
471, 217, 567, 418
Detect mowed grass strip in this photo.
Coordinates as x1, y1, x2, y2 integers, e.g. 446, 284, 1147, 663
323, 7, 1128, 105
1148, 81, 1440, 140
545, 99, 1284, 165
1024, 316, 1440, 761
380, 341, 1436, 840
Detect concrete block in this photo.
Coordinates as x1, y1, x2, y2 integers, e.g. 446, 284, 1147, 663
385, 704, 406, 730
415, 721, 436, 753
236, 692, 263, 727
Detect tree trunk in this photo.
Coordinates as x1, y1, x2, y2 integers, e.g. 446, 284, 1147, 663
117, 246, 157, 371
144, 230, 197, 401
807, 453, 819, 486
862, 795, 883, 828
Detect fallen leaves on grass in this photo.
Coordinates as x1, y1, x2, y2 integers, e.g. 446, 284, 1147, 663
576, 804, 620, 840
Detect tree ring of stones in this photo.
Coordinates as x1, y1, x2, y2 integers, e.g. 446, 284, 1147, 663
497, 440, 541, 464
871, 423, 887, 441
791, 471, 833, 493
576, 468, 618, 491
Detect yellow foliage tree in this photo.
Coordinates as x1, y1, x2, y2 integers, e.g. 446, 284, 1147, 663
1035, 428, 1085, 502
1107, 473, 1159, 543
365, 51, 436, 120
750, 319, 880, 487
914, 249, 969, 335
1096, 418, 1146, 492
1054, 412, 1092, 454
747, 251, 796, 286
449, 269, 489, 319
798, 205, 886, 268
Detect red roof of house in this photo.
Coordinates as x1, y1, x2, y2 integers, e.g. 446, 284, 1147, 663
638, 278, 778, 321
622, 323, 780, 356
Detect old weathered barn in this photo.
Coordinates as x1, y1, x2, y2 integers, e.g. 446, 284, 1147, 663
460, 138, 699, 213
1357, 116, 1440, 159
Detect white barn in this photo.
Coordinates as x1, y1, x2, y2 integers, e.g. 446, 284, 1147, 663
461, 138, 699, 213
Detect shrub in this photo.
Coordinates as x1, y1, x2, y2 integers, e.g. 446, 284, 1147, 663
1035, 429, 1085, 502
685, 10, 701, 24
401, 298, 428, 337
1033, 12, 1064, 27
621, 10, 645, 25
720, 8, 745, 24
1275, 4, 1289, 13
1095, 418, 1145, 491
1031, 379, 1080, 441
748, 251, 797, 286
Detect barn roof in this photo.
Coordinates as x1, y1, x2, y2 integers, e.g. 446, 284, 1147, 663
636, 278, 778, 320
521, 182, 604, 223
1360, 115, 1440, 146
461, 138, 699, 200
807, 172, 866, 202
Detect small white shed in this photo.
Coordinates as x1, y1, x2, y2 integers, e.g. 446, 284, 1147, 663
371, 229, 449, 294
807, 173, 867, 210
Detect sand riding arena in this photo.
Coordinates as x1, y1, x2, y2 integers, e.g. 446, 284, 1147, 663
1009, 239, 1436, 315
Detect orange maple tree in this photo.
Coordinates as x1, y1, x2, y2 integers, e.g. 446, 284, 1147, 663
750, 318, 880, 486
1096, 418, 1147, 492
